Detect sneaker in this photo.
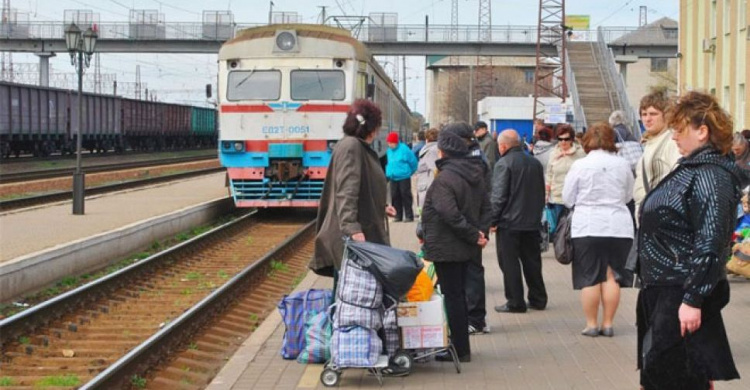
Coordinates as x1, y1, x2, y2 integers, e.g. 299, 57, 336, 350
469, 324, 490, 335
482, 324, 491, 334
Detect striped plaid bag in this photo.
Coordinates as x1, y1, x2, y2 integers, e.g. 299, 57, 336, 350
382, 307, 399, 358
296, 311, 332, 364
331, 325, 382, 367
278, 289, 333, 359
333, 301, 383, 330
337, 255, 383, 309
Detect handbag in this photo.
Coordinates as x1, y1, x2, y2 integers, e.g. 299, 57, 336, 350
726, 242, 750, 278
553, 208, 574, 265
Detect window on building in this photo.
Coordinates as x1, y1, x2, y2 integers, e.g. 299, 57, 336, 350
227, 70, 281, 101
650, 58, 668, 72
663, 27, 678, 40
524, 69, 535, 84
711, 1, 717, 37
291, 70, 346, 101
724, 0, 731, 34
724, 86, 731, 108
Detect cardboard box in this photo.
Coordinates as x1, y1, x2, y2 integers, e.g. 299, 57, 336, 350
396, 293, 445, 326
401, 324, 449, 349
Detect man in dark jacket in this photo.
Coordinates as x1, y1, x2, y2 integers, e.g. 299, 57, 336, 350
475, 121, 499, 168
491, 129, 548, 313
422, 123, 491, 362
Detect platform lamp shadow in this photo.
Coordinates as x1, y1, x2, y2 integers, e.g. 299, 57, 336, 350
64, 22, 98, 215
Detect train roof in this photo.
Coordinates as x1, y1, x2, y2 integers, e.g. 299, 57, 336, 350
220, 24, 369, 62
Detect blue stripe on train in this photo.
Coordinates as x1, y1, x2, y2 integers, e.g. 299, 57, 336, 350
220, 151, 331, 168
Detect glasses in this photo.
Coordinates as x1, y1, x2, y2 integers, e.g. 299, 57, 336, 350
557, 137, 572, 142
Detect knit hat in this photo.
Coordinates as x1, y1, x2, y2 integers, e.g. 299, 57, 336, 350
386, 132, 399, 143
438, 123, 472, 157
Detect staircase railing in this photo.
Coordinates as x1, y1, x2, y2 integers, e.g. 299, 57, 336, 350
597, 26, 641, 140
564, 46, 587, 132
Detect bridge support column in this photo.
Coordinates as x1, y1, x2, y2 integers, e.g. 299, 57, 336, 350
614, 55, 638, 87
35, 52, 56, 87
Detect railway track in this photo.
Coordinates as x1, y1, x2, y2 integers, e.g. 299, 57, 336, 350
0, 211, 316, 389
0, 155, 218, 183
0, 167, 226, 212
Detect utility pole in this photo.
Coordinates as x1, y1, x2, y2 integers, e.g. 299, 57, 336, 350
318, 6, 327, 24
135, 65, 141, 100
268, 1, 274, 24
475, 0, 493, 122
94, 53, 101, 94
402, 56, 406, 99
639, 6, 647, 27
532, 0, 567, 125
444, 0, 460, 123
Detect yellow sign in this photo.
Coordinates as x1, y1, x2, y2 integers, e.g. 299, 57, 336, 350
565, 15, 590, 30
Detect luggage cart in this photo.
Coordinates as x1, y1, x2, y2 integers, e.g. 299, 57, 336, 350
320, 354, 390, 387
391, 342, 461, 374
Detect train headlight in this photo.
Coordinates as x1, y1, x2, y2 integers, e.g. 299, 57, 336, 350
274, 30, 298, 52
233, 142, 244, 152
327, 141, 337, 150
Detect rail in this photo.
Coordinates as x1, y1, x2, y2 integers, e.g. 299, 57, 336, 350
564, 47, 586, 132
597, 26, 641, 140
0, 21, 676, 46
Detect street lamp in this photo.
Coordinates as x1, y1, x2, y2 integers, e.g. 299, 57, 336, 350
65, 23, 97, 215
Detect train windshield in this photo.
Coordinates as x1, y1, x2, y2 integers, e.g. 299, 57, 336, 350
227, 70, 281, 101
291, 70, 345, 101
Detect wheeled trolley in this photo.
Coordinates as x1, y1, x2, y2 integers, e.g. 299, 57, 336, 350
320, 355, 390, 387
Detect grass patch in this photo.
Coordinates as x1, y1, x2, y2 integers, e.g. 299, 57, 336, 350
0, 377, 14, 386
188, 342, 198, 350
184, 272, 202, 281
35, 374, 80, 387
130, 375, 147, 388
217, 270, 229, 279
18, 336, 30, 345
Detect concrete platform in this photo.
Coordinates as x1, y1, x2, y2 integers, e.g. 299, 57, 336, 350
0, 173, 230, 300
208, 219, 750, 389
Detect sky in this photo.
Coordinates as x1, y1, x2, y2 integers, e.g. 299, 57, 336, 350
6, 0, 680, 113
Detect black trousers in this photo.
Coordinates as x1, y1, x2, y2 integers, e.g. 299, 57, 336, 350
433, 261, 470, 357
465, 254, 487, 328
390, 178, 414, 220
496, 229, 548, 309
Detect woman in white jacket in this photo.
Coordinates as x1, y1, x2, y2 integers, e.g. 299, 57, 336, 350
415, 128, 440, 214
563, 122, 634, 338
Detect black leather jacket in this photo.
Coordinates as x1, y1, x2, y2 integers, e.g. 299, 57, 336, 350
638, 146, 743, 307
490, 146, 546, 231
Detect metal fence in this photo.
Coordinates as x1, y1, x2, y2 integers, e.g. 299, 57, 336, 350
0, 21, 677, 47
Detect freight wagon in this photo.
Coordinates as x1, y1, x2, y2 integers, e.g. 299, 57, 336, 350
0, 81, 217, 158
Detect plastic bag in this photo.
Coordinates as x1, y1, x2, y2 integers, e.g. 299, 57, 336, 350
344, 239, 423, 299
553, 208, 574, 265
406, 269, 434, 302
278, 289, 333, 359
296, 311, 332, 364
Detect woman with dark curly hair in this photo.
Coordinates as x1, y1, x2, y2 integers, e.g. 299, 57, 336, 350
310, 99, 397, 278
636, 91, 741, 390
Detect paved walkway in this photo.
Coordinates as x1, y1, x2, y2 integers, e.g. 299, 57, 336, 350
209, 220, 750, 389
0, 173, 227, 263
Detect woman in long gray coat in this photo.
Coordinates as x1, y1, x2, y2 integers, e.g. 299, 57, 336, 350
310, 99, 396, 277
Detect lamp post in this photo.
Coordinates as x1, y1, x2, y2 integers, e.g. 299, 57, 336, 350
65, 23, 98, 215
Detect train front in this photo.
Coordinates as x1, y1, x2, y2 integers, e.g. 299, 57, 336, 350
218, 25, 358, 208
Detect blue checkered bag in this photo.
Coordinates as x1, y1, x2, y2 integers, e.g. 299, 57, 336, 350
278, 289, 333, 359
296, 311, 332, 364
382, 307, 399, 358
337, 255, 383, 309
331, 325, 382, 367
333, 301, 383, 330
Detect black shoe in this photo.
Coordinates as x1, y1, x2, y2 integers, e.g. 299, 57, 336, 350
494, 304, 527, 313
434, 351, 470, 362
528, 302, 546, 311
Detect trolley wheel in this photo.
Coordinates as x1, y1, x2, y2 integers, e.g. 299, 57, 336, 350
320, 368, 340, 387
391, 350, 413, 371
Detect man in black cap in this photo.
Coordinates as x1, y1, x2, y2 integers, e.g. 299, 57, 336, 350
421, 122, 491, 362
475, 121, 499, 168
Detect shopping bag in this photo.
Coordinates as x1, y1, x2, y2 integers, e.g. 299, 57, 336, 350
331, 326, 382, 367
406, 269, 434, 302
278, 289, 333, 359
727, 243, 750, 278
296, 311, 332, 364
553, 208, 574, 265
345, 239, 423, 299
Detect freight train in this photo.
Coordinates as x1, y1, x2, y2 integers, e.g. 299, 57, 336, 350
217, 24, 417, 208
0, 81, 217, 158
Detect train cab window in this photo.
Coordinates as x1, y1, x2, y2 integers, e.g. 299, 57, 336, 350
227, 70, 281, 101
291, 70, 345, 101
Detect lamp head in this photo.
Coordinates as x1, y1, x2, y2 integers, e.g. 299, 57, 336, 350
82, 27, 98, 54
65, 23, 81, 52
